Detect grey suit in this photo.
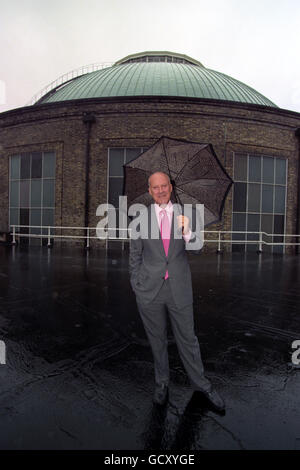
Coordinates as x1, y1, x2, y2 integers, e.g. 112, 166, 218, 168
129, 203, 212, 392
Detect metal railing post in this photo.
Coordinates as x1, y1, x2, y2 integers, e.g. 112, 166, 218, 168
47, 226, 51, 247
12, 226, 16, 245
86, 227, 90, 250
257, 232, 263, 253
217, 231, 222, 253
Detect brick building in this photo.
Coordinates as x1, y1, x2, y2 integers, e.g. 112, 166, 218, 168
0, 51, 300, 252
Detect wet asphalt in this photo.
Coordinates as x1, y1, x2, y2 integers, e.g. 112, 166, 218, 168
0, 244, 299, 450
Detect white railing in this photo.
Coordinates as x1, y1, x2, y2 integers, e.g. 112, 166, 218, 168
27, 62, 113, 106
9, 225, 300, 252
10, 225, 128, 249
206, 230, 300, 252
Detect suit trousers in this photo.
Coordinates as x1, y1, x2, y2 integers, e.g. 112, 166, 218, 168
136, 278, 212, 393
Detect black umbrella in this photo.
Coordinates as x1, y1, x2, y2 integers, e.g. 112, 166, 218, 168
123, 136, 233, 226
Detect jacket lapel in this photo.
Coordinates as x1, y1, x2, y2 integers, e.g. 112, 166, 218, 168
148, 205, 165, 259
167, 212, 175, 259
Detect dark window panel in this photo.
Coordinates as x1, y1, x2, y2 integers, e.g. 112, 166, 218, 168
108, 177, 124, 206
9, 208, 19, 230
20, 208, 29, 225
275, 158, 286, 185
261, 214, 273, 235
232, 211, 246, 252
30, 208, 42, 227
20, 153, 31, 179
247, 213, 260, 231
232, 212, 246, 232
20, 208, 29, 240
246, 232, 259, 252
246, 214, 260, 252
42, 209, 55, 239
274, 215, 284, 234
43, 179, 55, 207
246, 233, 259, 252
19, 222, 29, 244
42, 209, 54, 235
248, 183, 261, 212
249, 156, 261, 182
234, 154, 247, 181
272, 236, 284, 250
10, 181, 19, 207
262, 185, 273, 213
232, 231, 246, 243
30, 210, 42, 245
31, 179, 42, 207
109, 149, 125, 177
20, 180, 30, 207
273, 215, 284, 253
10, 155, 20, 179
274, 186, 286, 213
43, 152, 56, 178
31, 152, 42, 178
262, 157, 274, 184
261, 214, 273, 252
232, 182, 247, 212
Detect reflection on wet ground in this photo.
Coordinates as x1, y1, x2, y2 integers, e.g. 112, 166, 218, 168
0, 245, 299, 450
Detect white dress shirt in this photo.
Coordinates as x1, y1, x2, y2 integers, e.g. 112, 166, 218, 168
154, 201, 191, 243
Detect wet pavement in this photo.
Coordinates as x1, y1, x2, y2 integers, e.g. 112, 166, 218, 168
0, 244, 299, 450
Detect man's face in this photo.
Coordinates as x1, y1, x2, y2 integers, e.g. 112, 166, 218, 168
148, 173, 172, 205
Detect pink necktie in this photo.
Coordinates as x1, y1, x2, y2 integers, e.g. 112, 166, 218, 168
160, 209, 170, 279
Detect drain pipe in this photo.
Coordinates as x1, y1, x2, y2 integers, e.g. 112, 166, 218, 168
295, 128, 300, 255
82, 112, 96, 249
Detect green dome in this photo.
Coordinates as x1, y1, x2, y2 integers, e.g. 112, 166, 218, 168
36, 52, 277, 107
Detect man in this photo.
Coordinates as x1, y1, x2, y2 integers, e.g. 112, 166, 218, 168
129, 171, 225, 412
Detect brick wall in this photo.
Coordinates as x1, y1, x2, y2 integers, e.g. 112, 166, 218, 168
0, 98, 299, 252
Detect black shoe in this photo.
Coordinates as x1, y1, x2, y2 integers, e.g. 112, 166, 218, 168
153, 384, 168, 406
202, 388, 225, 412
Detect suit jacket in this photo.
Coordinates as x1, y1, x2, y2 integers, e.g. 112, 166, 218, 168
129, 203, 203, 309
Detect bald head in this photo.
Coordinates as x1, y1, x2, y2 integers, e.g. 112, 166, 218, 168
148, 172, 172, 205
148, 172, 170, 187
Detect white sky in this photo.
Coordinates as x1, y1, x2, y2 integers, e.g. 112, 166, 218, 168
1, 0, 300, 113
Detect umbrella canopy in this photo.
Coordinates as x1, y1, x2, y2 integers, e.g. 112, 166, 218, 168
123, 136, 233, 226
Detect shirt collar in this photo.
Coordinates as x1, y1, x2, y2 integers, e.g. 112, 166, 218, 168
155, 200, 173, 214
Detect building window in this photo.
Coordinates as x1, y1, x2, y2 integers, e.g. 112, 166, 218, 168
232, 153, 287, 253
9, 151, 56, 245
107, 147, 147, 241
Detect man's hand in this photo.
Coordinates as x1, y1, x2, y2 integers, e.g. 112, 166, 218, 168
177, 215, 190, 235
